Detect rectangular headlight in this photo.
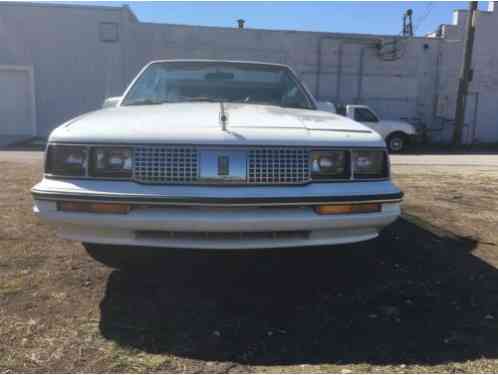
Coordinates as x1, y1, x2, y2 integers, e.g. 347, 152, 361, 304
311, 150, 349, 180
352, 150, 388, 179
90, 147, 133, 178
46, 145, 88, 176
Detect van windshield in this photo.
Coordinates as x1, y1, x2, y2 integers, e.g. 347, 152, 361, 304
122, 61, 313, 110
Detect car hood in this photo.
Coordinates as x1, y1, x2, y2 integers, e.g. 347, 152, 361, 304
49, 102, 385, 147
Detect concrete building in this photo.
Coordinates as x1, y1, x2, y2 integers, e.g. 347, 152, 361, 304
0, 1, 497, 145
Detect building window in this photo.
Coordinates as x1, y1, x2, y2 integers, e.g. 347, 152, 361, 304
99, 22, 119, 43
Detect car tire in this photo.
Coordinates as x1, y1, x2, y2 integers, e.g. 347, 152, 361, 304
83, 243, 158, 269
386, 132, 407, 153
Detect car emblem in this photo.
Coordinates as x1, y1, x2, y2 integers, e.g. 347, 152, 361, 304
199, 149, 246, 182
217, 155, 229, 176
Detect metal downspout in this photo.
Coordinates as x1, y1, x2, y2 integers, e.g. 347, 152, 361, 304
315, 35, 378, 102
355, 46, 367, 104
431, 38, 442, 139
468, 91, 479, 143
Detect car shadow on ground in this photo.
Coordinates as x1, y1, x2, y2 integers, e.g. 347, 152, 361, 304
99, 215, 498, 366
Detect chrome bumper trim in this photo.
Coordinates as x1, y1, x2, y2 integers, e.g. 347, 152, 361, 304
32, 189, 403, 207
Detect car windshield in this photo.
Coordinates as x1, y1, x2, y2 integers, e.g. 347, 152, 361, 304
122, 61, 313, 109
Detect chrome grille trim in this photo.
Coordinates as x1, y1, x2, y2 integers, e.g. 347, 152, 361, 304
134, 146, 199, 184
132, 146, 312, 185
247, 148, 310, 184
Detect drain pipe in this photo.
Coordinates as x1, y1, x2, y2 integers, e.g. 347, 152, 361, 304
355, 46, 368, 104
430, 38, 442, 140
468, 91, 480, 143
315, 35, 379, 102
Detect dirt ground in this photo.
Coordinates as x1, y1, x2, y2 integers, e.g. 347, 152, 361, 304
1, 156, 498, 373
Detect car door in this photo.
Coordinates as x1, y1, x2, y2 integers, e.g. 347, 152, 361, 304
353, 107, 386, 137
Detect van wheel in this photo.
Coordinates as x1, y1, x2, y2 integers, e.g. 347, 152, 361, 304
386, 132, 406, 153
83, 243, 156, 269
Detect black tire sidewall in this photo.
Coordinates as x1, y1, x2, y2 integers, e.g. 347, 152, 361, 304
387, 133, 406, 153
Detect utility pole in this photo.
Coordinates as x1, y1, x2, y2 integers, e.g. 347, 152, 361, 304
452, 1, 478, 145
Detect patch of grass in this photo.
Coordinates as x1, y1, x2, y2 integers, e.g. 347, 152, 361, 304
0, 276, 28, 296
106, 347, 172, 372
50, 292, 67, 302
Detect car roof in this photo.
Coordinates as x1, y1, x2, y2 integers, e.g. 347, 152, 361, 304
147, 59, 292, 69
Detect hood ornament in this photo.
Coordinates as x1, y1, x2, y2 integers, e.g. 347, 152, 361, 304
219, 102, 228, 131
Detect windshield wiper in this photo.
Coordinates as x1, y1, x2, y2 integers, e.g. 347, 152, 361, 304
243, 100, 276, 106
124, 98, 172, 106
178, 96, 227, 103
281, 103, 310, 110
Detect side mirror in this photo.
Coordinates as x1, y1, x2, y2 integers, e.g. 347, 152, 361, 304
316, 101, 337, 113
102, 96, 121, 109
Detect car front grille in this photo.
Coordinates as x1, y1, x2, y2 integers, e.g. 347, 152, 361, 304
134, 146, 199, 184
133, 146, 311, 185
247, 148, 310, 184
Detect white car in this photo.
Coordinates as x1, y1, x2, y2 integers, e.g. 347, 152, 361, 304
317, 103, 419, 152
343, 105, 418, 153
32, 60, 403, 267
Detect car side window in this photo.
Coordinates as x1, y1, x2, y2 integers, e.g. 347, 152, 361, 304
354, 108, 379, 122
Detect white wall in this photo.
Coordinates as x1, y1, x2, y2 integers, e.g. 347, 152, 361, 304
0, 2, 496, 144
0, 3, 126, 136
122, 22, 441, 131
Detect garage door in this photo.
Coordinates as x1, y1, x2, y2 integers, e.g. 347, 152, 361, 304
0, 66, 36, 136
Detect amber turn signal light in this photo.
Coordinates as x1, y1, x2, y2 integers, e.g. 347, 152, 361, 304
58, 202, 130, 214
314, 203, 381, 215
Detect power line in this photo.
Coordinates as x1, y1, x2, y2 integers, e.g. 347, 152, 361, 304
414, 2, 434, 34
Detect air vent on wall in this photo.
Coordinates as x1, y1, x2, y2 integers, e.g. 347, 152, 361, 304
99, 22, 119, 43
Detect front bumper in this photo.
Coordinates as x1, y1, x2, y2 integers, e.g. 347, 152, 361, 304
32, 178, 402, 250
